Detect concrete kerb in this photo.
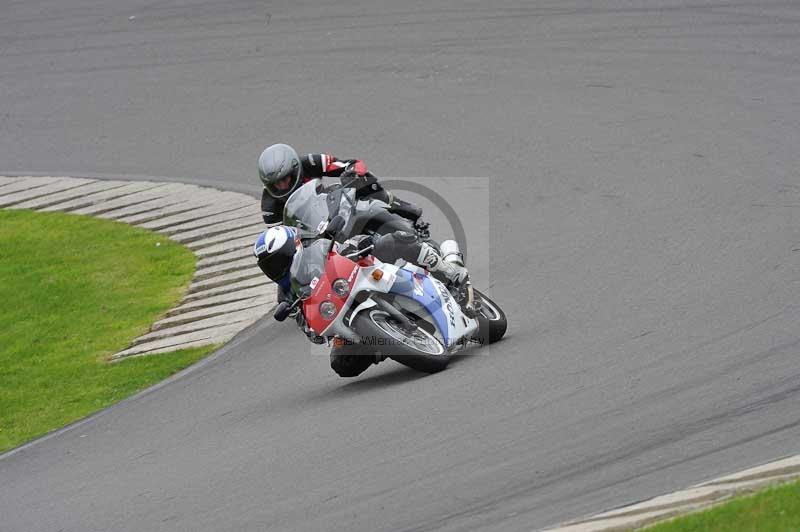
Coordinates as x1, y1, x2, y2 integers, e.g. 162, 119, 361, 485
166, 286, 275, 317
0, 177, 96, 208
544, 454, 800, 531
160, 204, 261, 235
194, 256, 260, 281
180, 276, 267, 303
0, 175, 273, 361
36, 181, 171, 213
131, 306, 270, 345
0, 175, 65, 196
11, 180, 133, 210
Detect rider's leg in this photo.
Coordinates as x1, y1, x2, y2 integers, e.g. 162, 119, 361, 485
373, 231, 468, 287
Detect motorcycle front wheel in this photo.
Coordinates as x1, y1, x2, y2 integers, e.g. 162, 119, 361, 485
472, 288, 508, 344
353, 308, 450, 374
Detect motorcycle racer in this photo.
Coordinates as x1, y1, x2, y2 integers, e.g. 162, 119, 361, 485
253, 227, 469, 305
253, 226, 470, 377
253, 225, 298, 305
258, 143, 421, 226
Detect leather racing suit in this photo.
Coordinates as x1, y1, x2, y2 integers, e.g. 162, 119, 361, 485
261, 153, 420, 225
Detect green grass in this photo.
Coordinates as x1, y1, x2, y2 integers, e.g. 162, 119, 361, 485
644, 479, 800, 532
0, 209, 218, 452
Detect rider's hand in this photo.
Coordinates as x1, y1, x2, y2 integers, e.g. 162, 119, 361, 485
351, 161, 368, 176
357, 234, 374, 255
413, 220, 431, 240
340, 161, 367, 177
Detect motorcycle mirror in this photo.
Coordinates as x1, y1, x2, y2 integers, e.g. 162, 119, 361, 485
273, 301, 292, 322
325, 215, 346, 236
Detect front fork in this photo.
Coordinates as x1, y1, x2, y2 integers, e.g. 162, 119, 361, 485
372, 296, 417, 332
463, 282, 478, 317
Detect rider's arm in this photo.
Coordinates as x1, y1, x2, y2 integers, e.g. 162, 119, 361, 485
307, 153, 420, 221
260, 189, 283, 225
302, 153, 367, 178
303, 153, 379, 200
388, 196, 422, 222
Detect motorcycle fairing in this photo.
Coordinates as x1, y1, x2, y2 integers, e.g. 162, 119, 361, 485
303, 250, 359, 335
388, 266, 458, 346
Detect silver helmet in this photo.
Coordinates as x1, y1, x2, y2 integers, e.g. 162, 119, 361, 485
258, 143, 302, 199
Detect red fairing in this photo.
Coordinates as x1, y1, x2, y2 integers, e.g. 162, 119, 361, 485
303, 252, 359, 335
303, 277, 332, 335
326, 251, 358, 281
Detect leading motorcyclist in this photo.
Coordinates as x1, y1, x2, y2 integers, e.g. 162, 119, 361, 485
255, 143, 470, 377
254, 225, 468, 306
253, 224, 469, 377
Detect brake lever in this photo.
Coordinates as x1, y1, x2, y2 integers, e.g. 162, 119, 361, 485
343, 244, 374, 259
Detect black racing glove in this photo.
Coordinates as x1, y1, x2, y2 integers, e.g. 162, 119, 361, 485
340, 167, 383, 199
413, 220, 431, 240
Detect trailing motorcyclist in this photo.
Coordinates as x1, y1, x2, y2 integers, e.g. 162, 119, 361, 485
258, 143, 422, 226
255, 143, 452, 305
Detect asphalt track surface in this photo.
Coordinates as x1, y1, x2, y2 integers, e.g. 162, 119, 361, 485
2, 1, 800, 531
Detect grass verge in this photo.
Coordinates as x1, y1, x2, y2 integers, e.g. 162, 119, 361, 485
0, 209, 218, 452
644, 479, 800, 532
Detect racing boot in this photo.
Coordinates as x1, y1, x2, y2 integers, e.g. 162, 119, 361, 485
373, 231, 469, 287
421, 240, 480, 317
417, 242, 469, 288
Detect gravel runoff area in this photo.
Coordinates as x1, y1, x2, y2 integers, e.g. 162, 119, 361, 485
0, 175, 275, 360
545, 454, 800, 531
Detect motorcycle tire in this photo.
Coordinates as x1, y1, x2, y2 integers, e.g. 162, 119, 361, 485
473, 288, 507, 344
352, 308, 450, 374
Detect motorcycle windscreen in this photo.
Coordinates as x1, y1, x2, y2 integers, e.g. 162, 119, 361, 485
283, 180, 328, 236
283, 179, 354, 239
389, 268, 455, 346
325, 186, 356, 224
289, 239, 329, 299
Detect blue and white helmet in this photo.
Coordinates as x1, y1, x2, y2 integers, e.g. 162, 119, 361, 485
253, 225, 298, 283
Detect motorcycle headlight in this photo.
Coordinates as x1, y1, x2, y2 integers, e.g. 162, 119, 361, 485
332, 278, 350, 297
319, 300, 337, 320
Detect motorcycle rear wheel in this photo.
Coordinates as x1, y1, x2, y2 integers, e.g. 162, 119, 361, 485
353, 308, 450, 374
